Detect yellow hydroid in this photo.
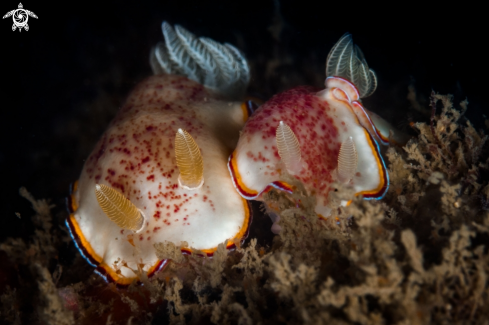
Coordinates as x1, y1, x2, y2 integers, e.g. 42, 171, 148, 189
175, 128, 204, 189
95, 184, 144, 232
276, 121, 301, 174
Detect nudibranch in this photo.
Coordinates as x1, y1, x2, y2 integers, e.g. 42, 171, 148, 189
228, 33, 402, 219
66, 22, 252, 285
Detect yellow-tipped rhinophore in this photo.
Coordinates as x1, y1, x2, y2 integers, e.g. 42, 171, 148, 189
276, 121, 301, 174
337, 137, 358, 183
175, 128, 204, 189
94, 184, 144, 232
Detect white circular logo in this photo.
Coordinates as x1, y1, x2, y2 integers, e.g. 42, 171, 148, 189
3, 3, 38, 32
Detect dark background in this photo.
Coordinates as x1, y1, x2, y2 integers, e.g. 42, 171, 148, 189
0, 0, 485, 243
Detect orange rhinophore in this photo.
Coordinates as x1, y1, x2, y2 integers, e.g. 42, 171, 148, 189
336, 137, 358, 184
95, 184, 145, 232
174, 129, 204, 190
276, 121, 302, 175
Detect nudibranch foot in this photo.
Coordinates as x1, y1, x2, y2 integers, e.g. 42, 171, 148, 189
366, 109, 411, 146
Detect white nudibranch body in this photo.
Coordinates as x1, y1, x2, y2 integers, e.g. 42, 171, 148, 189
228, 33, 405, 220
67, 23, 251, 286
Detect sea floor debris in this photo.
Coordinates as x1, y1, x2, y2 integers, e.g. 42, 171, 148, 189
2, 93, 489, 324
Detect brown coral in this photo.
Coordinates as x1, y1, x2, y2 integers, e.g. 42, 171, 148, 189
2, 93, 489, 324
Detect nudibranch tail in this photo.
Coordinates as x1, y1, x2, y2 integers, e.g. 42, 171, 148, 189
366, 109, 410, 146
337, 137, 358, 184
175, 128, 204, 190
95, 184, 144, 232
151, 22, 250, 99
326, 33, 377, 98
276, 121, 301, 174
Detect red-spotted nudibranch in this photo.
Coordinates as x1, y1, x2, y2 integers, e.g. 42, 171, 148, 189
228, 33, 404, 220
66, 22, 252, 286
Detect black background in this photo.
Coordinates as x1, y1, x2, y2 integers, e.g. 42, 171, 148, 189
0, 0, 485, 243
